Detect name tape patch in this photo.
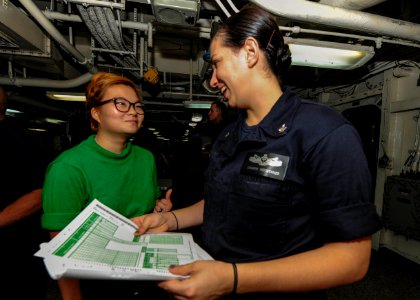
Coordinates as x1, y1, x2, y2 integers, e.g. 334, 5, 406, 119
241, 152, 289, 180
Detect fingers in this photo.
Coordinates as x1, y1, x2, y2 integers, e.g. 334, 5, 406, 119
153, 205, 163, 213
158, 261, 233, 299
169, 263, 194, 276
133, 213, 171, 235
160, 198, 173, 212
165, 188, 173, 200
154, 199, 166, 213
130, 215, 144, 228
154, 197, 173, 213
158, 263, 196, 295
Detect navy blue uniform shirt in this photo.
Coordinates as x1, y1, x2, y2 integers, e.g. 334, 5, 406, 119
202, 88, 382, 263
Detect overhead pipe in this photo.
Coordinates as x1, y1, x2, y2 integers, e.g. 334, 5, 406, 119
318, 0, 386, 10
0, 72, 92, 88
250, 0, 420, 43
43, 10, 150, 31
18, 0, 97, 73
8, 94, 69, 115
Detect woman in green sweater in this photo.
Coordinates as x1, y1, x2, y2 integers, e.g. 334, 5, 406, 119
41, 72, 172, 300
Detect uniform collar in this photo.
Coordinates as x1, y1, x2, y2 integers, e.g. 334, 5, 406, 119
218, 87, 301, 157
258, 87, 300, 138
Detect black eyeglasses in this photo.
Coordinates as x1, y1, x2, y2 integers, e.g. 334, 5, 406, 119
94, 97, 145, 115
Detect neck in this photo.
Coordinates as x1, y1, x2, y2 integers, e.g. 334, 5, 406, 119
246, 79, 283, 126
94, 132, 128, 154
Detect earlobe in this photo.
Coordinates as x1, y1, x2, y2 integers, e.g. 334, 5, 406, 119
91, 107, 100, 123
244, 37, 259, 66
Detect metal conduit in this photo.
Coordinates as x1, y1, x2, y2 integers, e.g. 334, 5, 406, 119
250, 0, 420, 43
42, 10, 150, 31
0, 73, 92, 88
76, 5, 140, 79
318, 0, 386, 10
18, 0, 96, 73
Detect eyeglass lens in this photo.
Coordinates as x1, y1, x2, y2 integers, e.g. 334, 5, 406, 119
114, 98, 144, 114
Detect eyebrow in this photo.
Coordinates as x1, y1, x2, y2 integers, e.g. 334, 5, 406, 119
210, 52, 219, 63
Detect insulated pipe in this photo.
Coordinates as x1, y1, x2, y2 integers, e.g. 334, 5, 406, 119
250, 0, 420, 43
18, 0, 96, 73
0, 73, 92, 88
43, 10, 149, 31
44, 10, 209, 39
8, 94, 69, 115
318, 0, 386, 10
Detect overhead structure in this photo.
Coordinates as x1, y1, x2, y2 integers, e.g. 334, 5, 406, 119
0, 0, 419, 141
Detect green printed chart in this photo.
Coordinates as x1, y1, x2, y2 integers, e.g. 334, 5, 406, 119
35, 199, 202, 280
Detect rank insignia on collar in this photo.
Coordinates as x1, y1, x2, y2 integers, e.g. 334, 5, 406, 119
278, 124, 287, 134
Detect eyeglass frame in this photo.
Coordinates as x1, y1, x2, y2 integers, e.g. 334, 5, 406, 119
93, 97, 145, 115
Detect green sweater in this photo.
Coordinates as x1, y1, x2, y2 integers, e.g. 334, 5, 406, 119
42, 135, 160, 230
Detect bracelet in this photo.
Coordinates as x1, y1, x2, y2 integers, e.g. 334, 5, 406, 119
232, 262, 238, 294
170, 211, 179, 230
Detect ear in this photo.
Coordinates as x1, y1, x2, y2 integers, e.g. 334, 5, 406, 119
91, 107, 100, 124
244, 37, 259, 67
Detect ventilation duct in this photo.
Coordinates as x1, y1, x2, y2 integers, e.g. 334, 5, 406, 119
151, 0, 201, 26
250, 0, 420, 43
0, 1, 63, 74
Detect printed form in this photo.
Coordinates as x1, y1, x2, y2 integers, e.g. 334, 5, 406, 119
35, 199, 212, 280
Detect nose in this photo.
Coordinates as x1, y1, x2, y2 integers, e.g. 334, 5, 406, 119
209, 68, 218, 89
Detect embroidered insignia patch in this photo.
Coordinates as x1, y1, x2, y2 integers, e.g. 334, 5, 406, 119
241, 152, 289, 180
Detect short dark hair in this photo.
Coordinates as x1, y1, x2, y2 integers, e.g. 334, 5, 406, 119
213, 5, 291, 82
211, 100, 227, 119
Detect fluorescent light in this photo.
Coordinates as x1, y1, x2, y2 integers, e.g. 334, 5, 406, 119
183, 100, 212, 109
6, 108, 23, 115
46, 91, 86, 102
285, 38, 375, 70
27, 128, 47, 132
44, 118, 66, 124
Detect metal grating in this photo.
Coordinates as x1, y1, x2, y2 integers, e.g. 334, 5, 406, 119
0, 30, 18, 49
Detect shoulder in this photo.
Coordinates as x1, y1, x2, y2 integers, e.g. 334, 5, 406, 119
293, 98, 349, 138
299, 99, 347, 124
131, 144, 153, 155
131, 144, 156, 162
48, 138, 90, 167
285, 93, 355, 153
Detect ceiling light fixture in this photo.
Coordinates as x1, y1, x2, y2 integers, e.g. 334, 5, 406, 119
46, 91, 86, 102
285, 38, 375, 70
27, 128, 47, 132
44, 118, 66, 124
183, 100, 213, 109
6, 108, 23, 115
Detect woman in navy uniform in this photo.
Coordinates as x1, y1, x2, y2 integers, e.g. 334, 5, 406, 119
132, 5, 382, 300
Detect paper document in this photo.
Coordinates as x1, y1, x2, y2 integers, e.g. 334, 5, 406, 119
35, 199, 212, 280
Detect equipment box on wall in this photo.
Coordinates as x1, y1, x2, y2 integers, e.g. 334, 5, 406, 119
382, 176, 420, 241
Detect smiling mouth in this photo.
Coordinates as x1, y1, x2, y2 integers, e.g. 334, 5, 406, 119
221, 86, 227, 98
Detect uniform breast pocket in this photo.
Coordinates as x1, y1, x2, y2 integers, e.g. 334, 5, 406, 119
226, 175, 294, 255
